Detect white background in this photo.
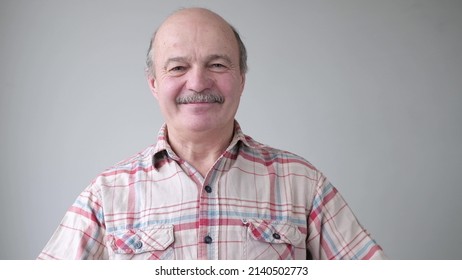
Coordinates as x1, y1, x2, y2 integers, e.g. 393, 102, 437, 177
1, 0, 461, 259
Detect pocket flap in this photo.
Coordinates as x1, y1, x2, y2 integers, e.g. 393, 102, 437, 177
106, 225, 174, 254
243, 219, 303, 245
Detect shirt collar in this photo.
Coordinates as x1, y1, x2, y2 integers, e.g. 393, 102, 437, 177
152, 120, 251, 169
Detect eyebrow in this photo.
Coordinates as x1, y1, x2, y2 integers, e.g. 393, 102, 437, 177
163, 57, 189, 69
205, 54, 233, 65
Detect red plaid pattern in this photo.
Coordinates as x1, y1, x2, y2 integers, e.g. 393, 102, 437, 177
38, 121, 385, 260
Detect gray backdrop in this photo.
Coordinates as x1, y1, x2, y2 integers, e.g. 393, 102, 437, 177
1, 0, 461, 260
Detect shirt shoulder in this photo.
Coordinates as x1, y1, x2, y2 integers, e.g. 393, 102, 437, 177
88, 144, 157, 189
240, 134, 321, 176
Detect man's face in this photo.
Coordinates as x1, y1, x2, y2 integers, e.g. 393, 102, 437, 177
148, 10, 245, 134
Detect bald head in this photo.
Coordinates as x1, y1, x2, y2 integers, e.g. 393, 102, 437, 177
146, 8, 247, 76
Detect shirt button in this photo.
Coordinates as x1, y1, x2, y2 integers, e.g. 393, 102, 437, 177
273, 233, 281, 240
204, 235, 213, 244
134, 241, 143, 249
204, 185, 212, 193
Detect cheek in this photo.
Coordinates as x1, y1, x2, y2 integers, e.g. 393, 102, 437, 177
217, 76, 244, 97
157, 77, 185, 100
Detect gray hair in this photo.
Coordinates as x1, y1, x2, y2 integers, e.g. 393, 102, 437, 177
145, 25, 248, 76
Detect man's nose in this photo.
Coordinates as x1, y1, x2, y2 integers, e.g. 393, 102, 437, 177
186, 67, 213, 92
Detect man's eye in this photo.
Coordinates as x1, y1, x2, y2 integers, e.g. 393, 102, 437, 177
170, 66, 185, 72
210, 63, 228, 72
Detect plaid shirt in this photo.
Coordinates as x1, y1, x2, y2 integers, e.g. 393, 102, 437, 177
39, 121, 385, 260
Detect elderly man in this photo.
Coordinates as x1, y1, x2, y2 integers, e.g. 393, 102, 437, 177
39, 7, 386, 260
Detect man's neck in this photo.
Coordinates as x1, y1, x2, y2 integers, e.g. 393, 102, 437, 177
166, 123, 234, 177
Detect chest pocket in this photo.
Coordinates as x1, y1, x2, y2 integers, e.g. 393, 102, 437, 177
243, 219, 304, 260
105, 225, 174, 260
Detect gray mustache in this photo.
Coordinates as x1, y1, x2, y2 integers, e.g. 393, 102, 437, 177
176, 92, 224, 104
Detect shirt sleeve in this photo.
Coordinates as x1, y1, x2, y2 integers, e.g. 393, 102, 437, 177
38, 184, 108, 260
306, 175, 387, 259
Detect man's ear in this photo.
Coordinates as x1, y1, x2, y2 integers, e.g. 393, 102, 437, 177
146, 73, 159, 100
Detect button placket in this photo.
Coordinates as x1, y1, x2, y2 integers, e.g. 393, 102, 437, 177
198, 180, 219, 259
197, 154, 229, 259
